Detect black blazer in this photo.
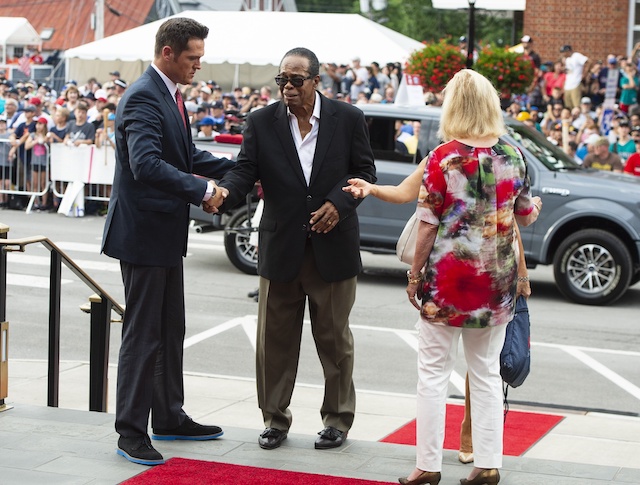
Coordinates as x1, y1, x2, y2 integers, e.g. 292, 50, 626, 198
102, 66, 234, 266
220, 93, 376, 282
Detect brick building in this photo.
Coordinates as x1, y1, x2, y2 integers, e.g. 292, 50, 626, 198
523, 0, 637, 64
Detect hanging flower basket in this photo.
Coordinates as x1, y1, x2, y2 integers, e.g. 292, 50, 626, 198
404, 39, 466, 93
474, 46, 535, 96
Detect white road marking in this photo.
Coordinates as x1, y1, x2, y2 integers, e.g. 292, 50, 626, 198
183, 315, 256, 349
534, 341, 640, 357
241, 316, 258, 351
186, 243, 225, 251
7, 254, 120, 272
7, 274, 73, 288
562, 346, 640, 401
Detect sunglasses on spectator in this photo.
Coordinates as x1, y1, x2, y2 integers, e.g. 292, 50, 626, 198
274, 75, 313, 87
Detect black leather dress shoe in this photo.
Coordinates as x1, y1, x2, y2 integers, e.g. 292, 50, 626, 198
315, 426, 348, 449
152, 416, 223, 441
258, 427, 288, 449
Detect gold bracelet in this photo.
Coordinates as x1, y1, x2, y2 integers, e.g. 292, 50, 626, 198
517, 276, 529, 282
407, 269, 423, 284
533, 202, 541, 211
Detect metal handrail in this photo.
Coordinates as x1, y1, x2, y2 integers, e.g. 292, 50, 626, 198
0, 224, 123, 412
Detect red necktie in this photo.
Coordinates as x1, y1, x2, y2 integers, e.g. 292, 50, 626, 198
175, 88, 187, 129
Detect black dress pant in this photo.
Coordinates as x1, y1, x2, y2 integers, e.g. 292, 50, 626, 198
115, 261, 187, 437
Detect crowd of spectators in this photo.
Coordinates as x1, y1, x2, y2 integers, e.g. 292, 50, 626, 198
0, 73, 123, 211
1, 40, 638, 214
505, 37, 640, 176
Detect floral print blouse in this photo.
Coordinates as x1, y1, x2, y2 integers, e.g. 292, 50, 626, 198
416, 139, 534, 328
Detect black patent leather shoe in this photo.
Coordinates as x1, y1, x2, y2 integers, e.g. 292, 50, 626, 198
315, 426, 348, 449
258, 427, 288, 449
152, 416, 223, 441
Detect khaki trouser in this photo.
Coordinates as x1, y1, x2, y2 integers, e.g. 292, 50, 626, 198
256, 242, 357, 433
564, 86, 583, 110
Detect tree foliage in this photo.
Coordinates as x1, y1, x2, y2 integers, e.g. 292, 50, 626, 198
296, 0, 359, 13
369, 0, 515, 48
295, 0, 517, 58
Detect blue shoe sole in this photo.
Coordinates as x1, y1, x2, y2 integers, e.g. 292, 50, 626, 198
152, 430, 224, 441
116, 448, 165, 466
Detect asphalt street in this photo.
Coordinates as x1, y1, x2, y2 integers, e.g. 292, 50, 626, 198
1, 209, 639, 417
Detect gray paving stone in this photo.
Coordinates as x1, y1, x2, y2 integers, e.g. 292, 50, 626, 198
35, 455, 141, 482
0, 415, 113, 440
150, 434, 243, 457
614, 467, 640, 483
0, 447, 62, 470
0, 467, 93, 485
503, 455, 620, 481
4, 434, 119, 461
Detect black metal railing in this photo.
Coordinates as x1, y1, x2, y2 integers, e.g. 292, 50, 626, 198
0, 223, 124, 412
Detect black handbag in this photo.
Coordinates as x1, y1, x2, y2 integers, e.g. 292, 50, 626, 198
500, 295, 531, 388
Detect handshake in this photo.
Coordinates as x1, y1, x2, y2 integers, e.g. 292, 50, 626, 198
202, 181, 229, 214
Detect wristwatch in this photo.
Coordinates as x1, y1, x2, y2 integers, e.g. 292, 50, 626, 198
207, 180, 217, 200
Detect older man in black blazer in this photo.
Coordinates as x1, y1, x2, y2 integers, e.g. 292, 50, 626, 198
215, 47, 376, 451
101, 18, 233, 466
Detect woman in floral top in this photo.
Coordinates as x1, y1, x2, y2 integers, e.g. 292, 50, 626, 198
403, 70, 541, 485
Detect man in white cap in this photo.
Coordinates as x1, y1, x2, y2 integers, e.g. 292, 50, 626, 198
572, 96, 597, 130
521, 35, 540, 68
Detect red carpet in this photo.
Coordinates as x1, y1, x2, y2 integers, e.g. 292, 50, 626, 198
380, 403, 564, 456
122, 458, 395, 485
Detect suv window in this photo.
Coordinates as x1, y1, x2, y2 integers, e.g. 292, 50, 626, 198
507, 123, 581, 171
366, 116, 425, 164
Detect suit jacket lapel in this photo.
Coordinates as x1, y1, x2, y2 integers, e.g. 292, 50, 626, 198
146, 67, 191, 164
309, 94, 337, 187
272, 102, 307, 187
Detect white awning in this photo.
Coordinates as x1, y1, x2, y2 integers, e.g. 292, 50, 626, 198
0, 17, 41, 65
431, 0, 526, 11
0, 17, 41, 46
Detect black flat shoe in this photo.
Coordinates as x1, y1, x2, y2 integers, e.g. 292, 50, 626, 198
258, 427, 288, 449
315, 426, 347, 449
399, 470, 441, 485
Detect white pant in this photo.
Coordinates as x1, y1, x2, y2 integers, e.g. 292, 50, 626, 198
415, 320, 507, 471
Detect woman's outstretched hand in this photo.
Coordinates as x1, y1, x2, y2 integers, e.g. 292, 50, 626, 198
342, 178, 373, 199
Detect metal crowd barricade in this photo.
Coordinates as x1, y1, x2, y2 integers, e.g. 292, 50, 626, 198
0, 137, 51, 213
49, 143, 115, 215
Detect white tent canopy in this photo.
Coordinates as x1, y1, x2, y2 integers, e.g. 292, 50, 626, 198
0, 17, 41, 64
431, 0, 526, 10
64, 11, 425, 90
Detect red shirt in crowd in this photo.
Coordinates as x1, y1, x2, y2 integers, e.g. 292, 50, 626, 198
624, 152, 640, 176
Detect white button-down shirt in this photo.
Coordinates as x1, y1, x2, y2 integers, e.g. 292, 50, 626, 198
288, 92, 321, 186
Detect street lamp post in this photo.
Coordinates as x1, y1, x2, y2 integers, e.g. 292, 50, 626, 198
466, 0, 476, 69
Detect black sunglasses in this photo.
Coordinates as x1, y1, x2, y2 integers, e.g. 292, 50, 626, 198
274, 75, 313, 88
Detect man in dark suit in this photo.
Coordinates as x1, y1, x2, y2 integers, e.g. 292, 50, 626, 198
213, 47, 376, 451
101, 18, 233, 466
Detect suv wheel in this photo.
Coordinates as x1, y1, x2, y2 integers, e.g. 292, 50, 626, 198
553, 229, 632, 305
223, 205, 258, 275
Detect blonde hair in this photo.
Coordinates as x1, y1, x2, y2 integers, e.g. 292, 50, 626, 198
438, 69, 506, 141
